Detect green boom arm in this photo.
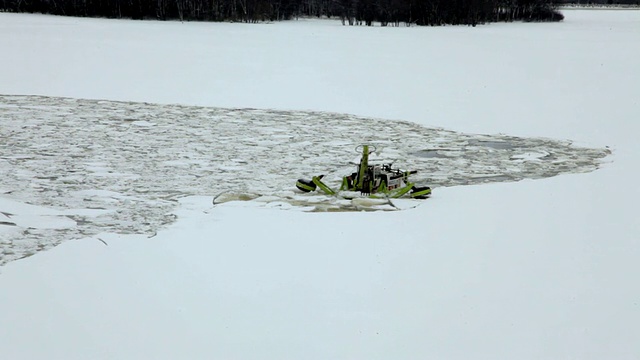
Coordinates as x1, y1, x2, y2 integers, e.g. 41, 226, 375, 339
356, 145, 369, 190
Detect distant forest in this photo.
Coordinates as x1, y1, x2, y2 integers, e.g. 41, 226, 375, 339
2, 0, 573, 26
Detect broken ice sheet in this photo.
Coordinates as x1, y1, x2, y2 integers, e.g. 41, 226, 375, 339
0, 95, 611, 265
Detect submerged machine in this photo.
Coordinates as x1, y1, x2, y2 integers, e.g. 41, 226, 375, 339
296, 145, 431, 199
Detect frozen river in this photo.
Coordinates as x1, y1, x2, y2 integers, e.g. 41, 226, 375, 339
0, 94, 610, 265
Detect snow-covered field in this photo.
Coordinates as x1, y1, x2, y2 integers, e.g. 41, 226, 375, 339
561, 4, 640, 10
1, 9, 639, 359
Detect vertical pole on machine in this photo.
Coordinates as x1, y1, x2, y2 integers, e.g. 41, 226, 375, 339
356, 145, 369, 190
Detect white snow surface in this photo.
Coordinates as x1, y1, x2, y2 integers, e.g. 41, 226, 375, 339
1, 10, 639, 359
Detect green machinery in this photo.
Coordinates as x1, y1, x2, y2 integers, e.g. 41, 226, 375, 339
296, 145, 431, 199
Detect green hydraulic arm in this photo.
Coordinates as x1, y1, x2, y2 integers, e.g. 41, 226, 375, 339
356, 144, 369, 190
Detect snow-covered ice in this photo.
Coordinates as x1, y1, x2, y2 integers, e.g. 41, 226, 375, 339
0, 95, 610, 263
0, 9, 639, 360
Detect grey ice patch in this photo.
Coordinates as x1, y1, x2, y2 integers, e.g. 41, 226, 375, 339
0, 95, 611, 265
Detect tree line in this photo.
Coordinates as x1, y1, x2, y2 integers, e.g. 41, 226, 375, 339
1, 0, 566, 25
